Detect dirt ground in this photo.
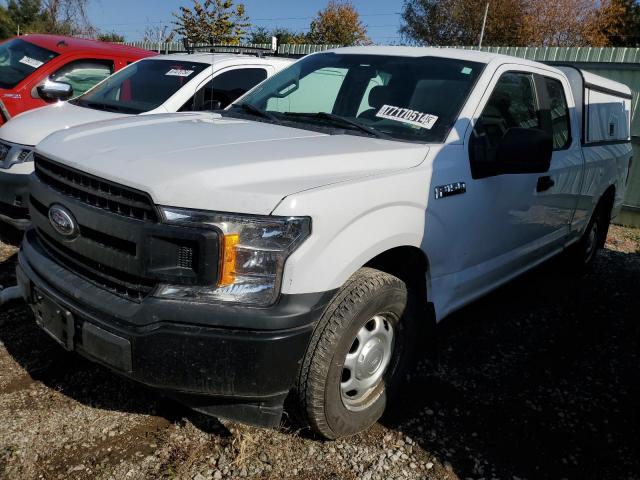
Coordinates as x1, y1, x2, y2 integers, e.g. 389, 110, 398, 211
0, 224, 639, 480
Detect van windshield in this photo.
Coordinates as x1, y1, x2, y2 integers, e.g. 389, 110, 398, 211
0, 38, 58, 89
72, 59, 209, 114
230, 53, 484, 143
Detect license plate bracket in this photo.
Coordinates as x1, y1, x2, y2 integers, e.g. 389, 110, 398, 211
32, 289, 75, 351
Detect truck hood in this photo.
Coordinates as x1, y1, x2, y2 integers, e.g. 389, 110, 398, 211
37, 112, 429, 215
0, 102, 125, 146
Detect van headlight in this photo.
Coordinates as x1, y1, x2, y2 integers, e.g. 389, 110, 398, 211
155, 207, 311, 306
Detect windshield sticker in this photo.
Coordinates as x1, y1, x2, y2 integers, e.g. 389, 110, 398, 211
19, 56, 44, 69
166, 68, 194, 77
461, 67, 473, 75
375, 105, 439, 130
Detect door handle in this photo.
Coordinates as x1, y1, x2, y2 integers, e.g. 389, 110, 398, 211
536, 176, 555, 192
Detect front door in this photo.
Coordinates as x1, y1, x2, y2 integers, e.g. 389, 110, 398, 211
427, 66, 580, 318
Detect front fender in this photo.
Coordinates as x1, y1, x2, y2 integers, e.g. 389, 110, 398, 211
273, 167, 431, 295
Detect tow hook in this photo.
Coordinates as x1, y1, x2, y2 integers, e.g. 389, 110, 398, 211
0, 284, 22, 306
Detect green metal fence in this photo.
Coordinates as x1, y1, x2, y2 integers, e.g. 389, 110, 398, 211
121, 41, 340, 56
120, 43, 640, 226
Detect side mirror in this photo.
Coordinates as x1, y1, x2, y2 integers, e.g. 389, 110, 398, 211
496, 127, 553, 175
37, 80, 73, 102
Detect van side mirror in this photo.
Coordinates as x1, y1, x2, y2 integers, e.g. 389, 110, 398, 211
37, 81, 73, 102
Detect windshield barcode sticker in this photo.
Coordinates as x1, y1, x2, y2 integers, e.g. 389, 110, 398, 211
376, 105, 438, 129
166, 69, 194, 77
19, 56, 44, 69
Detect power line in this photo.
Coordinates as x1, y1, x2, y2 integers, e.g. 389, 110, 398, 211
94, 11, 402, 28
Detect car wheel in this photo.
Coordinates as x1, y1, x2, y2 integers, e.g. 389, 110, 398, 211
295, 267, 416, 439
567, 201, 610, 270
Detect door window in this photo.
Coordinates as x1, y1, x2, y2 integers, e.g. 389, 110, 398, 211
181, 68, 268, 111
544, 77, 571, 149
470, 72, 541, 172
50, 60, 113, 97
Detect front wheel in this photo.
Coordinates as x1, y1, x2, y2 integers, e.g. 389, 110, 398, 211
294, 267, 416, 439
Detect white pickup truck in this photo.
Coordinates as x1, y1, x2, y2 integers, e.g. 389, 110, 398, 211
0, 52, 292, 228
16, 47, 632, 439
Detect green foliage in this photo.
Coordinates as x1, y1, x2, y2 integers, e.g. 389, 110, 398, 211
249, 26, 309, 45
173, 0, 250, 44
0, 7, 16, 40
97, 32, 125, 43
0, 0, 94, 39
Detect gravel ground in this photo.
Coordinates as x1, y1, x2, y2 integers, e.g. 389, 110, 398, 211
0, 224, 639, 480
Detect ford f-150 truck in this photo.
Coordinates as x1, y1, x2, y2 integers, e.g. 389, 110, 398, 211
16, 47, 633, 439
0, 52, 292, 228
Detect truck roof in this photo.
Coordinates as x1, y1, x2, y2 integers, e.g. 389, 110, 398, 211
150, 52, 294, 67
328, 46, 525, 64
19, 34, 155, 58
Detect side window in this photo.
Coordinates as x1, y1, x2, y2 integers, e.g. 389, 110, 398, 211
544, 77, 571, 149
50, 60, 113, 97
470, 72, 541, 173
266, 67, 347, 114
182, 68, 268, 111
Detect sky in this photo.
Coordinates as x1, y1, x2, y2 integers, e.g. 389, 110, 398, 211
87, 0, 405, 44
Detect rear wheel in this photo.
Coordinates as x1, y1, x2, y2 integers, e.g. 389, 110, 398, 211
566, 199, 611, 270
295, 267, 416, 439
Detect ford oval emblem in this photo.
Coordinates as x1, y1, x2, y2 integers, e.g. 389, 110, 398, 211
48, 204, 78, 238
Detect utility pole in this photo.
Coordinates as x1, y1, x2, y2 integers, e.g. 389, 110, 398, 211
478, 1, 490, 49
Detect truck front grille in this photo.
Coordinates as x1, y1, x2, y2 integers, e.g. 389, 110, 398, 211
35, 229, 155, 300
34, 155, 158, 222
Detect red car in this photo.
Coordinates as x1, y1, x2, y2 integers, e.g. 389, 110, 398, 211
0, 34, 155, 124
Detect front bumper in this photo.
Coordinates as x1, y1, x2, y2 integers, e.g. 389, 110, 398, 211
17, 230, 334, 427
0, 170, 30, 229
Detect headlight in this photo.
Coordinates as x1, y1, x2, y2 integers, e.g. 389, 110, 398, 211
154, 207, 311, 306
0, 141, 33, 169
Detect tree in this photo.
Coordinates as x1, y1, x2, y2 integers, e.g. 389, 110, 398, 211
520, 0, 604, 47
400, 0, 528, 46
173, 0, 250, 44
4, 0, 94, 37
0, 7, 16, 39
6, 0, 43, 30
307, 1, 370, 45
97, 32, 125, 43
400, 0, 637, 47
249, 26, 308, 44
143, 24, 175, 44
594, 0, 640, 46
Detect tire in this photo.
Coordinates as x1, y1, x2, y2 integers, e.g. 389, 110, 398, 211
566, 200, 610, 270
294, 267, 417, 439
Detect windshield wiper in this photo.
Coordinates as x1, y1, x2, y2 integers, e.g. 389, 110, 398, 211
283, 112, 391, 139
233, 103, 280, 123
82, 101, 125, 113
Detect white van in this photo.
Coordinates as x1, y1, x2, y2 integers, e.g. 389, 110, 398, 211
0, 52, 293, 228
16, 47, 632, 439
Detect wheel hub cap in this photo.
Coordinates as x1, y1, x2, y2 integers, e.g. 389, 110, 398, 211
340, 314, 394, 411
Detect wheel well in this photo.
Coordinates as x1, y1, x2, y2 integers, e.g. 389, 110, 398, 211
364, 246, 429, 299
597, 185, 616, 247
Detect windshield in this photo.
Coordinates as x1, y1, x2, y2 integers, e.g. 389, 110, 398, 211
73, 59, 209, 114
0, 38, 58, 89
230, 53, 484, 143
